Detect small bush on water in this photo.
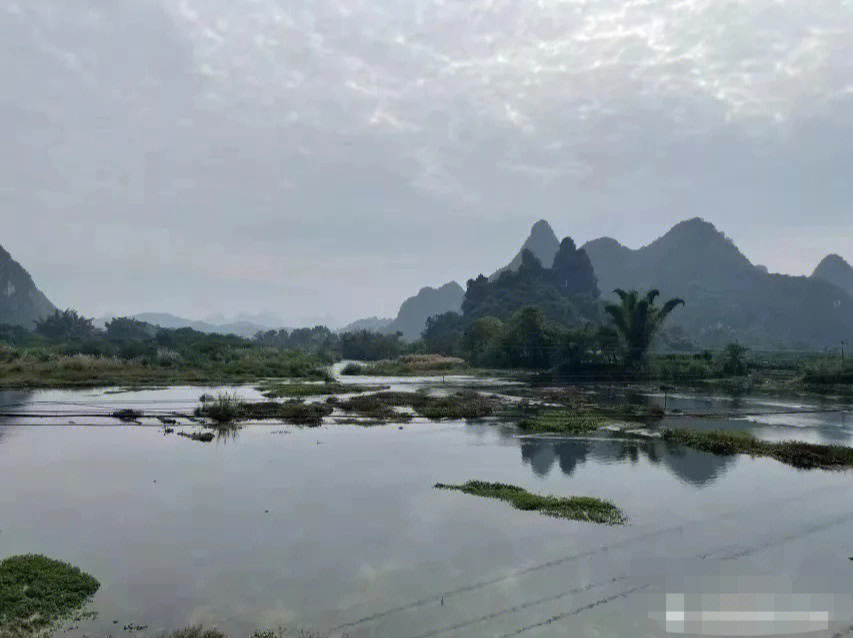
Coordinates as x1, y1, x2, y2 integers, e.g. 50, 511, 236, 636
195, 393, 245, 424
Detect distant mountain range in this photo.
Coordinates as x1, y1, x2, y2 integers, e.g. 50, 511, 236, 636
362, 217, 851, 348
338, 316, 394, 334
94, 313, 273, 338
0, 245, 56, 328
3, 219, 850, 350
581, 218, 852, 348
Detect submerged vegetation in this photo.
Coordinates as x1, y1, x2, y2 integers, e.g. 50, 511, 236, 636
435, 481, 626, 525
662, 428, 853, 470
0, 554, 100, 637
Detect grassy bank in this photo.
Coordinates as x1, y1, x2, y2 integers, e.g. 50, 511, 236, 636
0, 554, 100, 637
435, 481, 626, 525
0, 351, 331, 390
662, 428, 853, 470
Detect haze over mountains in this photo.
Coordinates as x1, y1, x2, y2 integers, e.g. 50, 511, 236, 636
811, 255, 853, 298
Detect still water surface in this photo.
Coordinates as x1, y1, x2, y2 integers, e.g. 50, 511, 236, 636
1, 384, 851, 637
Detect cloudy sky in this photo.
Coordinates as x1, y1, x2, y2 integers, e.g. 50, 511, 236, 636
1, 0, 850, 326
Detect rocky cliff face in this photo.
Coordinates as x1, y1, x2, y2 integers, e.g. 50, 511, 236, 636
0, 245, 56, 328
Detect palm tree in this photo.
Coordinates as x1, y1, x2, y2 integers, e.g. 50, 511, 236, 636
604, 289, 684, 366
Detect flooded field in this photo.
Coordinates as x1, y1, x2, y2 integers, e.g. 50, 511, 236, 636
1, 379, 851, 637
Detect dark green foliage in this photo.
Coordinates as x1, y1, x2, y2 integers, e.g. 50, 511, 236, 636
34, 309, 96, 341
719, 341, 749, 375
662, 428, 853, 469
105, 317, 156, 341
339, 330, 404, 361
434, 481, 625, 525
604, 289, 685, 366
421, 312, 466, 356
463, 245, 599, 326
0, 554, 100, 636
0, 317, 334, 388
253, 326, 340, 358
340, 362, 365, 375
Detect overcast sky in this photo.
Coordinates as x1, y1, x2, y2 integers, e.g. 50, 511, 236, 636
1, 0, 850, 326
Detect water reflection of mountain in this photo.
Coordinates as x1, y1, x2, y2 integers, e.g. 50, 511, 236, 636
520, 437, 736, 487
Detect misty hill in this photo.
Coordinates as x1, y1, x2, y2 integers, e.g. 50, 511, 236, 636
811, 254, 853, 298
0, 245, 56, 328
464, 238, 600, 324
96, 313, 272, 338
338, 316, 394, 334
582, 218, 852, 348
390, 282, 464, 341
491, 219, 560, 280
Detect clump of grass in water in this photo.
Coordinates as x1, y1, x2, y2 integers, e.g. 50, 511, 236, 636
195, 392, 244, 424
435, 481, 626, 525
517, 408, 610, 434
662, 428, 853, 470
0, 554, 100, 637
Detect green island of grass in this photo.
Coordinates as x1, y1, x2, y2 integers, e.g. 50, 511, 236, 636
434, 480, 626, 525
517, 408, 611, 434
662, 428, 853, 470
0, 554, 100, 637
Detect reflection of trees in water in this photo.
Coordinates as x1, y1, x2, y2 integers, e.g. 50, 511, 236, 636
520, 436, 736, 487
0, 390, 35, 445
